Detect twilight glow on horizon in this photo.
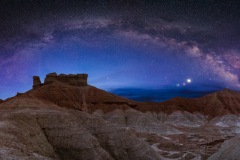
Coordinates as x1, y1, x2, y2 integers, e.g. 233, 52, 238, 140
0, 0, 240, 101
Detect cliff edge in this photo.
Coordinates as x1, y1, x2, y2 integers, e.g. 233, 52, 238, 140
33, 72, 88, 89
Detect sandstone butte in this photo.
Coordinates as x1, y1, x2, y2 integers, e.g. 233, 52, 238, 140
0, 72, 240, 159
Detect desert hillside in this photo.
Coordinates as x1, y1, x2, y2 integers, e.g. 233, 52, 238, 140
0, 73, 240, 160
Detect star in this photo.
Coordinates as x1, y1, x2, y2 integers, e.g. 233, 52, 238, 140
187, 79, 192, 83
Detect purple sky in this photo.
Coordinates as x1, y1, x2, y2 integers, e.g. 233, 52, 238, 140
0, 0, 240, 100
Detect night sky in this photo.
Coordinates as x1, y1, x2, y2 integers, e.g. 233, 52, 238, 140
0, 0, 240, 101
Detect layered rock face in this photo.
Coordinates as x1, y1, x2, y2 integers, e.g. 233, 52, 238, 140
208, 136, 240, 160
32, 72, 88, 89
135, 88, 240, 118
2, 73, 240, 159
44, 72, 88, 86
32, 76, 42, 89
0, 97, 160, 160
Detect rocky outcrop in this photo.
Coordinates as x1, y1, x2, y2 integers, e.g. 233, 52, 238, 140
44, 72, 88, 86
43, 72, 58, 85
32, 72, 88, 89
33, 76, 42, 89
208, 136, 240, 160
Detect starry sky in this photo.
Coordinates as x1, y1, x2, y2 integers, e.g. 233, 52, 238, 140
0, 0, 240, 101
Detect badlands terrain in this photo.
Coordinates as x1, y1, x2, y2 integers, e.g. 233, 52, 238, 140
0, 72, 240, 159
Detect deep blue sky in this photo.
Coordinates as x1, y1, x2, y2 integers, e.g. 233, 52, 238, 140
0, 0, 240, 100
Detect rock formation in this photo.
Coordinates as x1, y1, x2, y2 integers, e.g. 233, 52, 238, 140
32, 72, 88, 89
208, 136, 240, 160
2, 72, 240, 159
44, 72, 88, 86
32, 76, 42, 89
135, 88, 240, 118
